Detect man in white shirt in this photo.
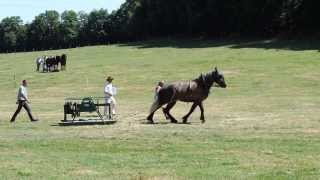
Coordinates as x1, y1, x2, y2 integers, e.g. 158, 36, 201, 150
104, 76, 117, 116
10, 80, 38, 122
36, 57, 44, 72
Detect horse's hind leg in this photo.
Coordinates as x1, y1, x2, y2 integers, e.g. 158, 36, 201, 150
147, 112, 156, 123
199, 102, 205, 123
182, 102, 198, 124
163, 101, 178, 123
162, 108, 169, 120
147, 100, 162, 123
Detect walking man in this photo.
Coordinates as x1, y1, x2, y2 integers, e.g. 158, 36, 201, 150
10, 80, 39, 122
104, 76, 117, 116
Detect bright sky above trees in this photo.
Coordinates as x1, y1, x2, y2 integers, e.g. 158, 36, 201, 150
0, 0, 125, 23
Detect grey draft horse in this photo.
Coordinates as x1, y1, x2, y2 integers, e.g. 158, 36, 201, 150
147, 67, 227, 124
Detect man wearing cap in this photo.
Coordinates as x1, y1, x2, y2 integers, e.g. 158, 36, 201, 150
104, 76, 117, 116
10, 80, 39, 122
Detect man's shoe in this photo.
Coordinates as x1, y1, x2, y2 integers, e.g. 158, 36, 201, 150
31, 119, 39, 122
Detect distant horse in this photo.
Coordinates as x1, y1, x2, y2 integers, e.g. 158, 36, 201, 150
52, 56, 59, 71
45, 56, 59, 72
56, 55, 61, 70
45, 56, 52, 72
147, 67, 227, 124
60, 54, 67, 71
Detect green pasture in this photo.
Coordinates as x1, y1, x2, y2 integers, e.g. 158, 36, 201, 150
0, 39, 320, 179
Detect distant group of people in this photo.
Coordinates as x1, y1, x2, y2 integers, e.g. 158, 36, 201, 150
10, 76, 163, 123
36, 54, 67, 72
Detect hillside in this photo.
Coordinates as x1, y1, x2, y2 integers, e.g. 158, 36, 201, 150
0, 39, 320, 179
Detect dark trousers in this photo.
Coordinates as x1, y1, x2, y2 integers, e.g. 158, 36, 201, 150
36, 63, 40, 71
11, 100, 36, 121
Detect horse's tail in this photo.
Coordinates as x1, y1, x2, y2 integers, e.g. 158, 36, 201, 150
149, 97, 160, 114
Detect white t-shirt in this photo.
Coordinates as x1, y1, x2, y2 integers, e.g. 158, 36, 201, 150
37, 57, 44, 64
104, 83, 113, 98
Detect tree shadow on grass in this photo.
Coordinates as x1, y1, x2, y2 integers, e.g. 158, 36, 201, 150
229, 39, 320, 51
117, 38, 320, 51
118, 38, 242, 49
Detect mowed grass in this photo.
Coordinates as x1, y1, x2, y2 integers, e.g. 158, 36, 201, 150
0, 39, 320, 179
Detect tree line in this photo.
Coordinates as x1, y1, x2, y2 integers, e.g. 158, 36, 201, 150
0, 0, 319, 53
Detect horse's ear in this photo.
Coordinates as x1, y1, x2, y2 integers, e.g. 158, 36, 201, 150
213, 67, 218, 74
200, 73, 205, 82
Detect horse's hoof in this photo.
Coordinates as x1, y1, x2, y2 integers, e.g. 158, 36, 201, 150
162, 109, 169, 120
171, 119, 178, 123
146, 118, 154, 124
201, 120, 205, 124
147, 120, 154, 124
147, 115, 152, 121
182, 118, 188, 124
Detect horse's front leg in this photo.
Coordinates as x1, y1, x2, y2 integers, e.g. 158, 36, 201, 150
147, 101, 161, 123
199, 102, 205, 123
162, 108, 169, 120
182, 102, 198, 124
147, 98, 168, 123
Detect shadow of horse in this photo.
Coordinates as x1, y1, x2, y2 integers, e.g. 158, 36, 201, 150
140, 120, 195, 125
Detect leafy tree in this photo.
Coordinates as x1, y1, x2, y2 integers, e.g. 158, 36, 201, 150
87, 9, 109, 44
61, 10, 79, 47
28, 10, 60, 50
0, 16, 24, 52
78, 11, 89, 45
1, 0, 320, 53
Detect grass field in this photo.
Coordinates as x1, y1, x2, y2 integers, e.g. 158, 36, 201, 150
0, 39, 320, 179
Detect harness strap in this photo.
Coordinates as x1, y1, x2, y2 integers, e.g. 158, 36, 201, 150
187, 81, 192, 92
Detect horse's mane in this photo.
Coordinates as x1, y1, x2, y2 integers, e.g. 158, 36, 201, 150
194, 72, 214, 90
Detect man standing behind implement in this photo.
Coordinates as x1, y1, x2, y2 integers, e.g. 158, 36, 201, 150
104, 76, 117, 116
10, 80, 38, 122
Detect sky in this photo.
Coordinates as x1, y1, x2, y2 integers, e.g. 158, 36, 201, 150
0, 0, 126, 23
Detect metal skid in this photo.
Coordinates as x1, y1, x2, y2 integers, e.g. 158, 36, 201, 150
61, 97, 114, 125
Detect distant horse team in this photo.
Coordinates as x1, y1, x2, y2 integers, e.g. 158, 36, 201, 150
36, 54, 67, 72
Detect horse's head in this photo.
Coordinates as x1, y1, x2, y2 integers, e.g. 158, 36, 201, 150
212, 67, 227, 88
